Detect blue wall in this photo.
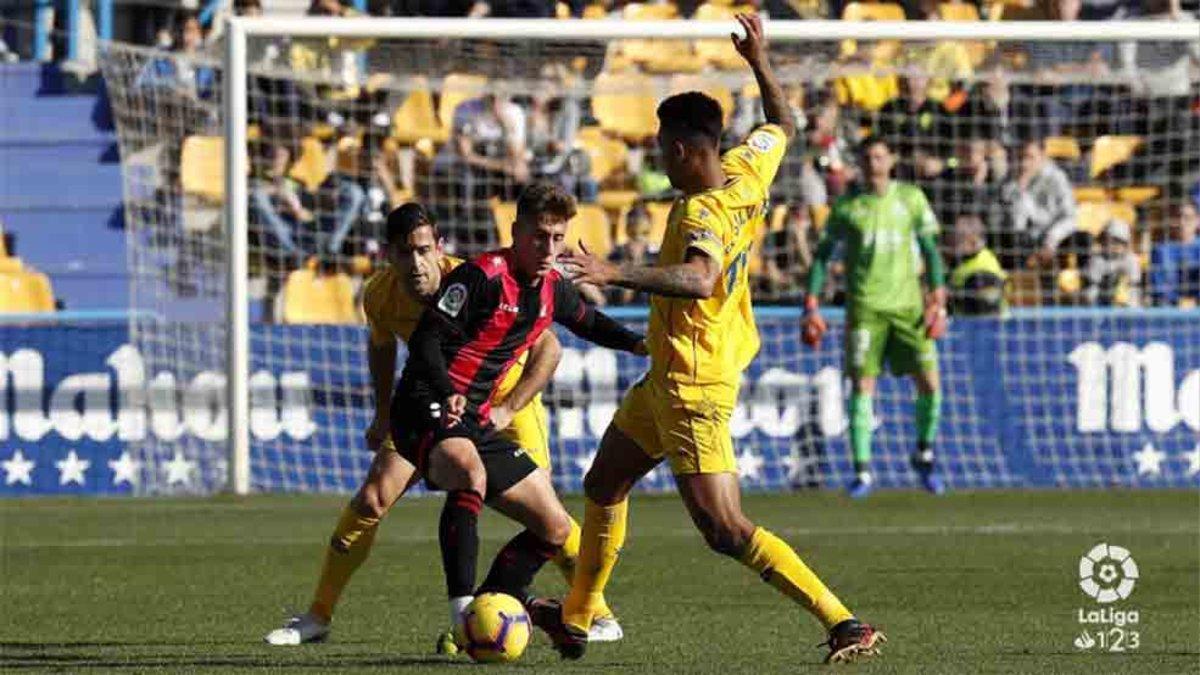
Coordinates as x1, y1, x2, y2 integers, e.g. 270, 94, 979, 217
0, 309, 1196, 496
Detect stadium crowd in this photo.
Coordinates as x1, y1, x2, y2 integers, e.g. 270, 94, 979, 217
123, 0, 1200, 319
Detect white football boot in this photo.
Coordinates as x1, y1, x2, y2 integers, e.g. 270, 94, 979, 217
264, 612, 330, 645
588, 615, 624, 642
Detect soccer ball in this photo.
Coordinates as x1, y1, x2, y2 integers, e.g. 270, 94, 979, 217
453, 593, 532, 663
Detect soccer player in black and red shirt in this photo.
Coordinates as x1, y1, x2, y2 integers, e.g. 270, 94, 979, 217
391, 182, 646, 630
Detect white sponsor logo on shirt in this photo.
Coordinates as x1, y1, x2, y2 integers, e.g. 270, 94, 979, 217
438, 283, 468, 317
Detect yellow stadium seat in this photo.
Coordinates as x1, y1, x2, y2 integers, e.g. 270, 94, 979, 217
392, 79, 449, 144
693, 3, 756, 70
582, 3, 607, 18
1115, 186, 1160, 206
592, 70, 660, 141
0, 268, 55, 314
281, 269, 357, 324
1073, 186, 1110, 203
1044, 135, 1082, 161
574, 128, 630, 183
438, 73, 488, 131
570, 204, 614, 258
181, 136, 225, 203
556, 1, 571, 18
492, 199, 519, 246
288, 136, 331, 193
1090, 135, 1143, 178
622, 2, 678, 19
618, 2, 698, 73
669, 75, 734, 125
1076, 201, 1137, 236
938, 2, 979, 20
598, 189, 640, 212
0, 257, 20, 273
842, 2, 905, 20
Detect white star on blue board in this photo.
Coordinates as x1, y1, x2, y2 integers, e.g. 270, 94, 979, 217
55, 450, 90, 486
108, 451, 142, 486
1132, 443, 1165, 477
736, 450, 764, 482
164, 451, 195, 486
2, 449, 35, 486
1182, 445, 1200, 478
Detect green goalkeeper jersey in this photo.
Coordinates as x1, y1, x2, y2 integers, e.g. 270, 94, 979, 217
810, 181, 942, 313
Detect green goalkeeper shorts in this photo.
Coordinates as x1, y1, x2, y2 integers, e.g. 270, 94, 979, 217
844, 305, 938, 378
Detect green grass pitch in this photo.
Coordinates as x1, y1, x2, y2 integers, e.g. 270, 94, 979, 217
2, 490, 1197, 673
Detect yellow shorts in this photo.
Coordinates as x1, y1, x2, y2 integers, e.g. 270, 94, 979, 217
611, 376, 738, 475
499, 393, 552, 470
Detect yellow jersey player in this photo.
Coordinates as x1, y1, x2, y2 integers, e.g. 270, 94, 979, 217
264, 204, 622, 648
538, 14, 884, 664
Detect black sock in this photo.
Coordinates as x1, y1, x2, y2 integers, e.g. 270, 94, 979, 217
439, 490, 483, 599
476, 529, 559, 601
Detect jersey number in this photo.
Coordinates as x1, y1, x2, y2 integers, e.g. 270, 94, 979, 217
725, 249, 749, 294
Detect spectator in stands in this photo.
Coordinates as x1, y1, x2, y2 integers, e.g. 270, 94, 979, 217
606, 203, 658, 305
757, 203, 817, 304
465, 0, 557, 16
252, 144, 316, 268
1084, 219, 1142, 306
136, 12, 217, 101
1150, 201, 1200, 306
1025, 0, 1116, 137
929, 138, 1003, 236
434, 91, 529, 241
999, 138, 1082, 271
526, 67, 596, 202
951, 67, 1012, 148
874, 72, 948, 181
805, 95, 855, 198
946, 214, 1007, 316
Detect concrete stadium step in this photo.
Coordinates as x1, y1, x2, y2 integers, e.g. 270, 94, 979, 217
0, 206, 126, 268
49, 275, 130, 310
0, 95, 115, 142
0, 146, 122, 208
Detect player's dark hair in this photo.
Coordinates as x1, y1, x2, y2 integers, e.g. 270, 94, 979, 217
515, 181, 577, 230
657, 92, 723, 147
859, 134, 890, 155
385, 203, 437, 244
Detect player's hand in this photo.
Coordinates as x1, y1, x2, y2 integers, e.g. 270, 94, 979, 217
365, 415, 391, 451
924, 287, 949, 340
731, 12, 768, 69
489, 404, 515, 432
801, 311, 827, 348
559, 243, 619, 288
444, 394, 468, 428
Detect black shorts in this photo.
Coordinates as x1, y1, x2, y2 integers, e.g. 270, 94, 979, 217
389, 391, 538, 497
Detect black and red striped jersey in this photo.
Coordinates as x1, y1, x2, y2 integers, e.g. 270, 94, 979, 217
398, 249, 643, 418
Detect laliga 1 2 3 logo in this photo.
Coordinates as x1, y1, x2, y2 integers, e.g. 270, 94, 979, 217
1073, 543, 1141, 653
1079, 543, 1138, 603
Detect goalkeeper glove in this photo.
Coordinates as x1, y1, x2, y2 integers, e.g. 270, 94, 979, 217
924, 287, 949, 340
801, 295, 827, 348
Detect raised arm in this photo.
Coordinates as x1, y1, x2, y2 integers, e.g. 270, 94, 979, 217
733, 13, 796, 141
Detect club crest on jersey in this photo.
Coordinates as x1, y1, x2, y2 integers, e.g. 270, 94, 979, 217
747, 131, 777, 153
438, 283, 468, 317
689, 229, 716, 245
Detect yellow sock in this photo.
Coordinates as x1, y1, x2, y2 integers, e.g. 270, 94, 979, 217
562, 498, 627, 631
740, 527, 853, 629
308, 503, 380, 623
553, 515, 614, 619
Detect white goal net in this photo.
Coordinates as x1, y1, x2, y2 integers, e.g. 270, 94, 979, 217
99, 17, 1200, 495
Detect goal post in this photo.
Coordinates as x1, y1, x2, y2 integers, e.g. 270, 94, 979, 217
96, 17, 1200, 495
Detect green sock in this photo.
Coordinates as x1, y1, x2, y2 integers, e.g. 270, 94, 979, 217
915, 391, 942, 450
849, 393, 873, 470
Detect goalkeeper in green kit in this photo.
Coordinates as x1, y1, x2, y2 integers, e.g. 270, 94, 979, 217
803, 136, 948, 499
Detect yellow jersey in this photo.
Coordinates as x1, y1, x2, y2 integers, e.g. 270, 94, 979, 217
362, 255, 464, 345
647, 124, 788, 386
361, 254, 526, 400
